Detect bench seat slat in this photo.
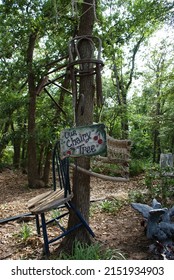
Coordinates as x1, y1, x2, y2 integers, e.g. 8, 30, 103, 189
28, 189, 73, 214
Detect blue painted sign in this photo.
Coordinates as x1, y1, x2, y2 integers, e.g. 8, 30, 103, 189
60, 123, 107, 157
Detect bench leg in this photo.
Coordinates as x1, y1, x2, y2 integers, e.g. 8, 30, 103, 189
41, 213, 50, 256
35, 214, 41, 235
68, 201, 95, 237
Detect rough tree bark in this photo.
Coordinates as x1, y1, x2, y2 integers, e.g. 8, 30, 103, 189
27, 33, 49, 188
60, 0, 96, 251
27, 32, 61, 188
27, 33, 42, 187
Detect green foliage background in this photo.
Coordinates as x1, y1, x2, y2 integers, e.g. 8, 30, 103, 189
0, 0, 174, 174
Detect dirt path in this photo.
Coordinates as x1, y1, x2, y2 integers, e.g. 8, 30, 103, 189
0, 169, 152, 260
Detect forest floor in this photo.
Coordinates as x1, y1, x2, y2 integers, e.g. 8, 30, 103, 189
0, 168, 156, 260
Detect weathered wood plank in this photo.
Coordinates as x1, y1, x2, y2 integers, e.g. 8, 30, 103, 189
28, 189, 73, 214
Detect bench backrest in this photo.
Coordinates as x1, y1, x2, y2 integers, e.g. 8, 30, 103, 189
52, 141, 71, 197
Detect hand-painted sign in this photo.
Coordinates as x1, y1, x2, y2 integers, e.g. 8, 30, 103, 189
60, 123, 107, 158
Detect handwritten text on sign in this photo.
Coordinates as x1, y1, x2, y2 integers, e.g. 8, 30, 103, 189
60, 124, 107, 157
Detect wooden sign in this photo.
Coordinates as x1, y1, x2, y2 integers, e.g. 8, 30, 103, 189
60, 123, 107, 157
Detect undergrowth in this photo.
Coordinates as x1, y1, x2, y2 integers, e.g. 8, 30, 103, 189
99, 198, 124, 214
58, 240, 126, 260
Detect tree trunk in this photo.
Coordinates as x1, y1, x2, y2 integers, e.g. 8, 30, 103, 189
153, 95, 161, 163
38, 144, 44, 177
0, 121, 11, 162
113, 62, 129, 139
120, 96, 129, 139
27, 85, 40, 187
21, 121, 27, 171
60, 0, 95, 251
42, 145, 52, 186
27, 33, 45, 188
13, 136, 21, 169
112, 37, 144, 139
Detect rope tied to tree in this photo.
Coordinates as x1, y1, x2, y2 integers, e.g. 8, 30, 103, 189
71, 0, 97, 21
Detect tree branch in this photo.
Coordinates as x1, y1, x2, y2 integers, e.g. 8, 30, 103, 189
126, 35, 144, 91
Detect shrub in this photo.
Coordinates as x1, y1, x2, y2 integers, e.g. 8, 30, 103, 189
129, 159, 147, 176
